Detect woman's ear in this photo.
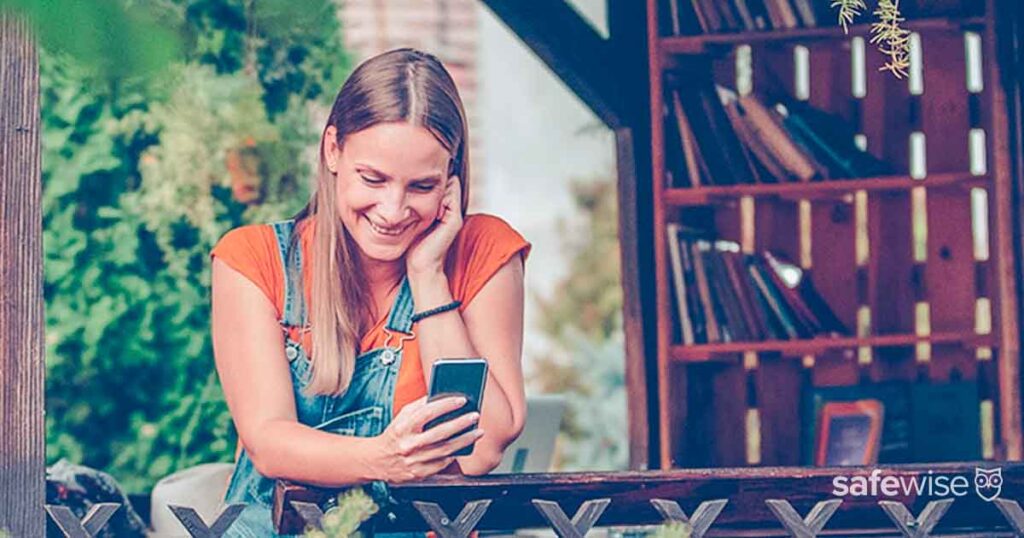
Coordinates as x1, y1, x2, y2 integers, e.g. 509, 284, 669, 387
324, 125, 340, 174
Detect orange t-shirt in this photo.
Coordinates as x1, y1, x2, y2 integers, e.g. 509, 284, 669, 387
210, 213, 531, 416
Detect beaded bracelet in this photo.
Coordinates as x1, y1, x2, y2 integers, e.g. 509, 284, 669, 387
411, 300, 462, 322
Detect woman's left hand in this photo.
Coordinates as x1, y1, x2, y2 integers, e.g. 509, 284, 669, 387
406, 175, 463, 275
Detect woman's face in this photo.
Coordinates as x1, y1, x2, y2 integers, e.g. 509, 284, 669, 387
325, 122, 451, 263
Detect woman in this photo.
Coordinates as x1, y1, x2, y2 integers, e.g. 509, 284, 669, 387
210, 48, 530, 536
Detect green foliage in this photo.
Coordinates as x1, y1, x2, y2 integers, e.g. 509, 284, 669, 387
2, 0, 350, 102
42, 0, 348, 492
0, 0, 182, 81
648, 521, 693, 538
829, 0, 910, 78
532, 179, 629, 471
166, 0, 351, 113
303, 488, 380, 538
536, 180, 623, 342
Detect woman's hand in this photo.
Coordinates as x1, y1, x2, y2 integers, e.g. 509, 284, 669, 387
406, 175, 463, 276
372, 395, 484, 484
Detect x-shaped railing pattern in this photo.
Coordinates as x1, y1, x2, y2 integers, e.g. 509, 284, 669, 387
44, 497, 1024, 537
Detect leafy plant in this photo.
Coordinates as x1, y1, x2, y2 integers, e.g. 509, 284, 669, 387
0, 0, 182, 81
41, 0, 349, 493
831, 0, 911, 78
303, 488, 380, 538
869, 0, 912, 78
648, 521, 693, 538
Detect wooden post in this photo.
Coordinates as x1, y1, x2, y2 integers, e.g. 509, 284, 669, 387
0, 9, 44, 537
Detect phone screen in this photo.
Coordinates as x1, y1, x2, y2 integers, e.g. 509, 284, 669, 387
425, 358, 488, 456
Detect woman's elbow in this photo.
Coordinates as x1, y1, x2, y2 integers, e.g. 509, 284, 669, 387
460, 449, 504, 476
244, 435, 285, 480
247, 447, 281, 480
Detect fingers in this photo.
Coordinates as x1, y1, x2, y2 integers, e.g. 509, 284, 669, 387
415, 426, 486, 462
403, 395, 467, 433
414, 410, 481, 447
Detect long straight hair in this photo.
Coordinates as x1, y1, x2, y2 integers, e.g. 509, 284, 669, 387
290, 49, 471, 396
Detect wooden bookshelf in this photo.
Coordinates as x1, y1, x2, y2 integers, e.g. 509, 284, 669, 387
646, 0, 1022, 470
660, 16, 987, 55
663, 172, 989, 206
670, 332, 995, 362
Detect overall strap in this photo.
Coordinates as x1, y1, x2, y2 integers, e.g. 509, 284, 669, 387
384, 276, 415, 335
270, 220, 306, 327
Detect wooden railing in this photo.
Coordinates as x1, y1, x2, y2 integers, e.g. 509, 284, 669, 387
271, 463, 1024, 536
42, 462, 1024, 536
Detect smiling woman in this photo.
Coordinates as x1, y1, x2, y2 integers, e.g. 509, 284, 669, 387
209, 48, 531, 537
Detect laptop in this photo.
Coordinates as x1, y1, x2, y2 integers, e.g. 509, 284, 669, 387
491, 394, 567, 474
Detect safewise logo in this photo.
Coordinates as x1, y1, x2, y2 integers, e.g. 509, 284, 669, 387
831, 468, 1003, 501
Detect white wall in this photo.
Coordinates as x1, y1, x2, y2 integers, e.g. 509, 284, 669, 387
475, 0, 616, 378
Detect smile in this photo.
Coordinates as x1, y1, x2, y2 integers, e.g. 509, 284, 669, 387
366, 217, 412, 237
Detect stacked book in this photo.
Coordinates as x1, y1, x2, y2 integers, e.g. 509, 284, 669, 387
667, 224, 848, 345
663, 0, 833, 34
663, 81, 891, 188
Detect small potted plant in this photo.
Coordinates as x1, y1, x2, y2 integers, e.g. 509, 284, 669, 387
302, 488, 380, 538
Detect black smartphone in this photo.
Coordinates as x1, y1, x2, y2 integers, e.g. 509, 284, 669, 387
424, 358, 488, 456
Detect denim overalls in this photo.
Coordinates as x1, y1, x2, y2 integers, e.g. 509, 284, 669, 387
223, 219, 418, 537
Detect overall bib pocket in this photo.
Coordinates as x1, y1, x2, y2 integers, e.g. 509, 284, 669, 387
314, 405, 385, 437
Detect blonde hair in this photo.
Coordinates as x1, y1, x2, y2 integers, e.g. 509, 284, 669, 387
291, 48, 471, 396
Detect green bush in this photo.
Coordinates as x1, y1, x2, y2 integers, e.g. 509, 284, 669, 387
41, 0, 350, 492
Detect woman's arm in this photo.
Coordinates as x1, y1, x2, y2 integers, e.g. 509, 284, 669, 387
212, 258, 381, 486
409, 254, 528, 475
212, 258, 476, 486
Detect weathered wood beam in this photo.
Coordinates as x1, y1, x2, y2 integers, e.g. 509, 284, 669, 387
277, 463, 1024, 534
607, 0, 659, 471
479, 0, 631, 129
0, 9, 45, 537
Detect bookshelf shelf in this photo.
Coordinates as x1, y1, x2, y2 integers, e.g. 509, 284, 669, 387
670, 332, 995, 362
659, 16, 986, 55
662, 172, 989, 207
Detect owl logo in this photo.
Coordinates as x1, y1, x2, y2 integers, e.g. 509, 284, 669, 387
974, 467, 1003, 502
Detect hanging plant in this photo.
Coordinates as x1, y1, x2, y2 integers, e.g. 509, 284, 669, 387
832, 0, 912, 78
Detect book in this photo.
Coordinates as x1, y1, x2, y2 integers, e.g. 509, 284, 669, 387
790, 0, 818, 27
760, 0, 786, 29
702, 85, 757, 184
707, 243, 752, 341
663, 96, 693, 188
699, 242, 735, 342
672, 81, 739, 185
667, 224, 695, 345
770, 0, 800, 28
679, 234, 708, 343
747, 256, 811, 339
695, 0, 723, 32
721, 91, 787, 183
722, 250, 766, 341
764, 252, 849, 335
666, 0, 682, 35
737, 95, 819, 181
780, 100, 892, 178
744, 0, 775, 30
815, 399, 884, 466
760, 254, 825, 334
690, 240, 722, 343
732, 0, 758, 30
666, 0, 706, 35
714, 0, 742, 31
670, 90, 705, 187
